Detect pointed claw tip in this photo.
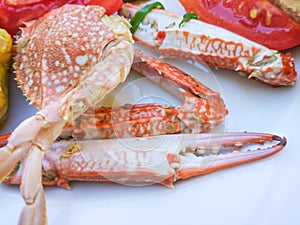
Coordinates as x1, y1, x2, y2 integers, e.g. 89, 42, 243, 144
272, 135, 287, 147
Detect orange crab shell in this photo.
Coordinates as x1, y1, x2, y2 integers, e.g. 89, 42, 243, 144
14, 4, 120, 109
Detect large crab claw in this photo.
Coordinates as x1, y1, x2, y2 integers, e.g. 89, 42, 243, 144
119, 3, 297, 86
3, 132, 286, 188
60, 50, 228, 140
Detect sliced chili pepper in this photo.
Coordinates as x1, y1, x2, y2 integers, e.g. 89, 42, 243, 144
179, 12, 198, 28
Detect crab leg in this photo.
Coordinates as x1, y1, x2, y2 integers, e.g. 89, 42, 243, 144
119, 3, 297, 86
2, 132, 286, 188
133, 51, 227, 132
0, 39, 134, 225
61, 51, 228, 140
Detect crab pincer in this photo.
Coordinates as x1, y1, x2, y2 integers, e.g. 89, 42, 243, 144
61, 50, 228, 140
2, 133, 286, 189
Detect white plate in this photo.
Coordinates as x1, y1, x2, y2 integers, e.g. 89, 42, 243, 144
1, 1, 300, 225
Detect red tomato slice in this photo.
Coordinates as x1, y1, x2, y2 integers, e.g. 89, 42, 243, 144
4, 0, 45, 6
179, 0, 300, 50
86, 0, 123, 16
0, 0, 123, 36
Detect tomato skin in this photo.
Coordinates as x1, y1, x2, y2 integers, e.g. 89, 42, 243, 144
179, 0, 300, 50
84, 0, 123, 15
0, 0, 123, 36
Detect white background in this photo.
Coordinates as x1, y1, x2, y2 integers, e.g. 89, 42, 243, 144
1, 1, 300, 224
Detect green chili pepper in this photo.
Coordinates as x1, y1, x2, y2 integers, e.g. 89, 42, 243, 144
130, 2, 165, 34
179, 12, 198, 28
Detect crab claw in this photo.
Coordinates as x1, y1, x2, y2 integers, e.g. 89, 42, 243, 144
59, 50, 228, 140
3, 132, 286, 189
173, 132, 286, 182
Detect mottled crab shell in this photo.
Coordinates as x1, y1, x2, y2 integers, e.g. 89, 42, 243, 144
14, 4, 132, 109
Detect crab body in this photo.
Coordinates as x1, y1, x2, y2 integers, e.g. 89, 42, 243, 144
15, 5, 132, 108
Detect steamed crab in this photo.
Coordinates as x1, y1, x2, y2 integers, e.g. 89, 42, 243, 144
0, 4, 288, 225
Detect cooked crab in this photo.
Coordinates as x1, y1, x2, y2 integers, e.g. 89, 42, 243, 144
0, 3, 287, 225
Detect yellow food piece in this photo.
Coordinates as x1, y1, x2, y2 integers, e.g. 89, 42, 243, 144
250, 8, 258, 19
0, 29, 13, 125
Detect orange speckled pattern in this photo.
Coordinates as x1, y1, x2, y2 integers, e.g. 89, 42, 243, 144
14, 4, 117, 108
